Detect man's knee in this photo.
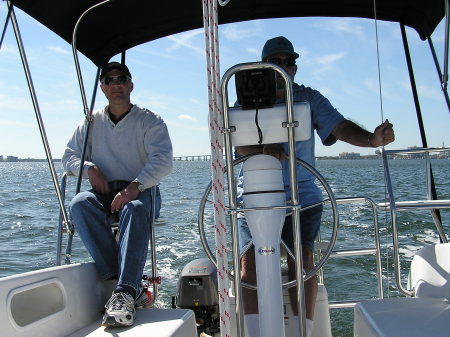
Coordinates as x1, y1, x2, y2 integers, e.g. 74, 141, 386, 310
69, 191, 94, 213
122, 199, 146, 216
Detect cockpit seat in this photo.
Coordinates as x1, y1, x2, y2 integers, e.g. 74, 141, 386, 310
409, 242, 450, 299
354, 243, 450, 337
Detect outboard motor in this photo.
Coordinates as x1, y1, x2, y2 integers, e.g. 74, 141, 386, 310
175, 258, 220, 335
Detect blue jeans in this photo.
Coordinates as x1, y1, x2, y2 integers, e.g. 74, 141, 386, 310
69, 181, 161, 294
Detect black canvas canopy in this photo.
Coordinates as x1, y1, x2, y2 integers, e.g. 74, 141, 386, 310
9, 0, 445, 66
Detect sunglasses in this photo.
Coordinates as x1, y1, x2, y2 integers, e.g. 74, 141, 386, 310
101, 75, 130, 85
266, 57, 296, 67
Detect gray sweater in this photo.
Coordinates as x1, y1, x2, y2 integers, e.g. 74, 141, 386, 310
62, 105, 173, 189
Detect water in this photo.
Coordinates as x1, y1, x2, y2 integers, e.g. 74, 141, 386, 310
0, 159, 449, 336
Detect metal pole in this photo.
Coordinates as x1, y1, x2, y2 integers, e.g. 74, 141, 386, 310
72, 0, 110, 194
221, 62, 307, 337
75, 67, 100, 194
443, 0, 450, 90
221, 67, 245, 337
7, 2, 73, 236
0, 3, 12, 49
400, 23, 445, 242
284, 77, 308, 337
150, 186, 159, 300
427, 37, 450, 113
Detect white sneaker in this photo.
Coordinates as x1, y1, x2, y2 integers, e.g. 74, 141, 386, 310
135, 285, 154, 309
102, 291, 135, 327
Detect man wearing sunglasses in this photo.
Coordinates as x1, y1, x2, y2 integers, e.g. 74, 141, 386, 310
236, 36, 395, 337
62, 62, 173, 328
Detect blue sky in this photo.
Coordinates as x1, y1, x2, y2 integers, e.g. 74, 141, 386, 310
1, 5, 449, 159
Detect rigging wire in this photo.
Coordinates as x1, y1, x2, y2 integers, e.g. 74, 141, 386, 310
372, 0, 391, 299
0, 3, 12, 50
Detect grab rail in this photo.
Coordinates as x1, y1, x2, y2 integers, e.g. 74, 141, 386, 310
380, 147, 450, 296
316, 197, 384, 309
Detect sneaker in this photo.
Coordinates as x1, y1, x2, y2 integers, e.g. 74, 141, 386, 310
135, 285, 154, 309
102, 291, 136, 327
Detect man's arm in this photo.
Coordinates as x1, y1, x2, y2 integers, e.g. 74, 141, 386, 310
236, 144, 285, 160
62, 119, 110, 194
331, 119, 394, 148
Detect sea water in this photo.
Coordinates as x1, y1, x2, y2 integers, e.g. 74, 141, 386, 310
0, 159, 449, 337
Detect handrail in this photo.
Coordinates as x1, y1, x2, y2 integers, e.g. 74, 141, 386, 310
380, 147, 450, 296
316, 197, 384, 307
221, 62, 308, 336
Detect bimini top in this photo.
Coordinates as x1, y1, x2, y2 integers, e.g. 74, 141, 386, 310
10, 0, 444, 66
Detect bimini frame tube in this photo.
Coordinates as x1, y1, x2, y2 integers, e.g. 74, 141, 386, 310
427, 36, 450, 113
443, 0, 450, 91
64, 0, 110, 263
71, 0, 111, 194
221, 62, 307, 337
400, 23, 445, 244
0, 3, 12, 48
6, 1, 72, 236
64, 68, 100, 264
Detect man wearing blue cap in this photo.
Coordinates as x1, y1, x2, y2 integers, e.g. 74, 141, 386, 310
236, 36, 395, 337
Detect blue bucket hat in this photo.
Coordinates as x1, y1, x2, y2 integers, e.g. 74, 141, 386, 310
261, 36, 299, 60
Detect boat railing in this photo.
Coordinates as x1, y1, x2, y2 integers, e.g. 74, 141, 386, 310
57, 172, 161, 302
379, 147, 450, 296
315, 196, 383, 309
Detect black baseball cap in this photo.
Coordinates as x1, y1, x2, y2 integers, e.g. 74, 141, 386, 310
100, 62, 132, 81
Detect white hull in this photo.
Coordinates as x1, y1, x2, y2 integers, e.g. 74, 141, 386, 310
0, 262, 197, 337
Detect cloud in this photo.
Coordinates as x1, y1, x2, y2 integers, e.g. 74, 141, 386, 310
133, 46, 178, 60
0, 44, 17, 56
166, 30, 203, 54
417, 84, 443, 100
246, 48, 259, 57
0, 94, 33, 110
178, 114, 196, 121
315, 53, 346, 66
222, 22, 262, 41
189, 98, 203, 105
313, 18, 366, 37
0, 120, 34, 127
312, 52, 346, 79
47, 46, 70, 55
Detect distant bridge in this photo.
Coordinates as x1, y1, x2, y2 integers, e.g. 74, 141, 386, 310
173, 155, 211, 161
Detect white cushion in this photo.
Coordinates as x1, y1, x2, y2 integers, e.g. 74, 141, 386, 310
354, 297, 450, 337
410, 243, 450, 299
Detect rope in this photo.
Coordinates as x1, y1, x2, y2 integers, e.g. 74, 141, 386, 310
202, 1, 231, 336
373, 0, 391, 298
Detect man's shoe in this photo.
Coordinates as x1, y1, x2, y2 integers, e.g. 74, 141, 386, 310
102, 291, 135, 327
135, 285, 154, 309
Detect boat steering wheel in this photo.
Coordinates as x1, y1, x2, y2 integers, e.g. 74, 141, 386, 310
197, 153, 339, 290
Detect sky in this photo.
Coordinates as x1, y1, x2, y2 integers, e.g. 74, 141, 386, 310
0, 5, 449, 159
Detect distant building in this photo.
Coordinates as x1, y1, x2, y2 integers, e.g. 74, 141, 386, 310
339, 152, 361, 159
6, 156, 19, 162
